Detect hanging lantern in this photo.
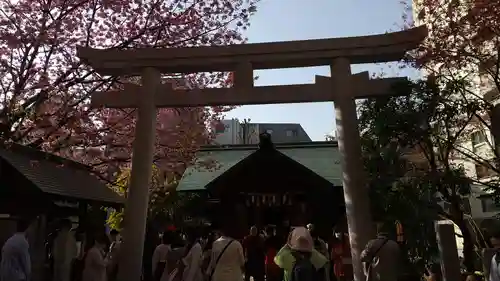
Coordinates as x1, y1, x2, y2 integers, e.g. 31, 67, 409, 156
395, 221, 404, 243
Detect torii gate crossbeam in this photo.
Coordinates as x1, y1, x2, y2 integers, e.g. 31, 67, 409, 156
90, 72, 406, 108
77, 25, 427, 281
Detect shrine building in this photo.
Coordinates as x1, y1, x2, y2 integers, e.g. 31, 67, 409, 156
0, 144, 124, 248
176, 133, 344, 237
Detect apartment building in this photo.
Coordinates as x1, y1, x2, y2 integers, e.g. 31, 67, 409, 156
213, 119, 312, 145
413, 0, 500, 223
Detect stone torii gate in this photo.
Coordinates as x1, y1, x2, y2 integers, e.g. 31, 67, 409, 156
77, 26, 427, 281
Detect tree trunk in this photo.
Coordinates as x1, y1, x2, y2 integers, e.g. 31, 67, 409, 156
452, 207, 475, 272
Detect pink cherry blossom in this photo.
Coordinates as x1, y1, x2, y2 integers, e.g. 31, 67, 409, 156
0, 0, 258, 181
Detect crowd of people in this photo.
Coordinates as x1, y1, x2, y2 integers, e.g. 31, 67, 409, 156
0, 216, 414, 281
148, 223, 338, 281
0, 217, 122, 281
146, 222, 403, 281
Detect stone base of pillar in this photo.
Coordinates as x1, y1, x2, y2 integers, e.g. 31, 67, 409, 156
435, 220, 461, 281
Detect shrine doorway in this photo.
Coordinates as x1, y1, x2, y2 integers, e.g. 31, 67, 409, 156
206, 136, 344, 238
262, 205, 285, 226
244, 195, 289, 227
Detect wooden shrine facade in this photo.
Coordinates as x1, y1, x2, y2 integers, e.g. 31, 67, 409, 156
177, 134, 344, 237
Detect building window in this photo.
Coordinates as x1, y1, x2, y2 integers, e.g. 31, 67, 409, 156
475, 163, 497, 179
471, 130, 487, 147
266, 129, 273, 135
481, 197, 500, 213
286, 130, 298, 137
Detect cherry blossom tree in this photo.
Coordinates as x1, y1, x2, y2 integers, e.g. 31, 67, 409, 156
406, 0, 500, 195
378, 1, 500, 270
406, 0, 499, 127
409, 0, 499, 79
0, 0, 257, 179
90, 78, 230, 181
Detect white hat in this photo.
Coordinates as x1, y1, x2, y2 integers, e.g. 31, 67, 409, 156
288, 227, 313, 252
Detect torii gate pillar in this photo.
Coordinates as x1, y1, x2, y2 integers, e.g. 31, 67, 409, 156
77, 26, 427, 281
331, 58, 373, 281
117, 68, 160, 281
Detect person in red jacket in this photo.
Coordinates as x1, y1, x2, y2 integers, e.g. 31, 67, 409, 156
264, 226, 282, 281
329, 231, 352, 281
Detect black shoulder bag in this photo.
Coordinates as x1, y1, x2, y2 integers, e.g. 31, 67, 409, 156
208, 240, 235, 281
366, 238, 389, 281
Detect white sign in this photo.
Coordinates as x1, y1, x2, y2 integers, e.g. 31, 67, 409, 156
53, 200, 79, 208
244, 193, 292, 207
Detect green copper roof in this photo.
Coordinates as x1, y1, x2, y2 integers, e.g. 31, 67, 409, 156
177, 142, 342, 192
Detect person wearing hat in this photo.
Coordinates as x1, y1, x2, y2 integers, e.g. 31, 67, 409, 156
274, 227, 328, 281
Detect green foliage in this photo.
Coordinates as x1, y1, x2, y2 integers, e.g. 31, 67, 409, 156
106, 165, 208, 230
360, 109, 440, 266
107, 210, 124, 231
358, 76, 492, 271
106, 165, 177, 230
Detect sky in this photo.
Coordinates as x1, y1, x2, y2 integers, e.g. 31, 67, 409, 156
224, 0, 418, 141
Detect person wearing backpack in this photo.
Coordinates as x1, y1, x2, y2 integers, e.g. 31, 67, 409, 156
361, 223, 400, 281
274, 227, 328, 281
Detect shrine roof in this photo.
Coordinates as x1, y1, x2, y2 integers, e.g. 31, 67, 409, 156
0, 144, 124, 205
176, 141, 342, 192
